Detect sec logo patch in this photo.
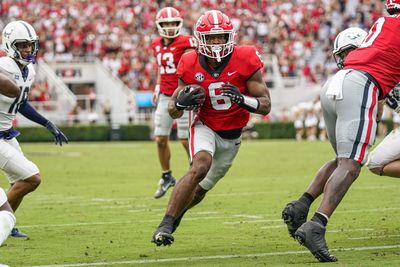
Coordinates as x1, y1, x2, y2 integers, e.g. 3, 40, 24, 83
195, 72, 204, 82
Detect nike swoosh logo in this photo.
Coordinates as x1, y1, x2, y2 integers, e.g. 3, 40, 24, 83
228, 71, 237, 76
170, 47, 176, 51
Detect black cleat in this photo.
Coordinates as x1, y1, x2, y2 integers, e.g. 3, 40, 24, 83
294, 221, 337, 262
282, 200, 309, 238
10, 228, 28, 238
151, 225, 174, 246
154, 175, 176, 199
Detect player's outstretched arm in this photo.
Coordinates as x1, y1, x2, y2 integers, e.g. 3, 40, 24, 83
221, 69, 271, 115
0, 71, 20, 98
18, 102, 68, 146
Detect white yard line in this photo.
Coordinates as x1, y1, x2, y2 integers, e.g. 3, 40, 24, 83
224, 219, 282, 225
328, 228, 374, 233
26, 244, 400, 267
349, 234, 400, 240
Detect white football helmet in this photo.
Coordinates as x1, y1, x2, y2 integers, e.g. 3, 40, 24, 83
2, 20, 39, 66
332, 27, 367, 69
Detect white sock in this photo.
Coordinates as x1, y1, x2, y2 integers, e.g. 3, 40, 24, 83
0, 210, 16, 245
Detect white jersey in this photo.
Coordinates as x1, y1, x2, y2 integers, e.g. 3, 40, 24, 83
0, 57, 35, 131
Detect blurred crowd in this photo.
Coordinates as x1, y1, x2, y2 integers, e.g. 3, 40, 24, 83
0, 0, 386, 92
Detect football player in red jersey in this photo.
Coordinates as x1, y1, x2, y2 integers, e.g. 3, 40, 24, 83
282, 2, 400, 262
151, 7, 197, 199
151, 10, 271, 246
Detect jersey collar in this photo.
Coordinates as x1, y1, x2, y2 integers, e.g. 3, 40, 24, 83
199, 52, 233, 79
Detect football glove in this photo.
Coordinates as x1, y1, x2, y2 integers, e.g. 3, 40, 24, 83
175, 85, 206, 111
220, 82, 244, 104
220, 83, 259, 112
45, 121, 68, 146
384, 86, 400, 113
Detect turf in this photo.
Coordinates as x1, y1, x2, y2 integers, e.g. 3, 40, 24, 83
1, 140, 399, 266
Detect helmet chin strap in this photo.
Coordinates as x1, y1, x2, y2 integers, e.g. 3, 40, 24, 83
211, 45, 222, 62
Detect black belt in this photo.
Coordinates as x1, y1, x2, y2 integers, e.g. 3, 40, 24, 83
355, 69, 383, 97
215, 128, 242, 139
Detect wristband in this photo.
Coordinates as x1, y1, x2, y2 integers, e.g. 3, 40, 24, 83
241, 95, 259, 112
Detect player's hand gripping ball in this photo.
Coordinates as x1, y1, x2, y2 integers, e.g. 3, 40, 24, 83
176, 84, 206, 111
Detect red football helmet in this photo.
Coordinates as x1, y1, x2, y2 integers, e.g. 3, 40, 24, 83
386, 0, 400, 14
194, 10, 235, 62
155, 7, 183, 38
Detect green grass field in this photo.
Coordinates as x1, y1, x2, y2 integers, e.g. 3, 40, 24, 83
1, 140, 400, 266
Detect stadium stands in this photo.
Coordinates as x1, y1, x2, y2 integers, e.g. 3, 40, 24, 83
0, 0, 388, 125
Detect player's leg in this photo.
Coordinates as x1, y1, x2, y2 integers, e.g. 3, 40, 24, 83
152, 122, 215, 246
172, 135, 241, 233
295, 71, 378, 262
282, 159, 337, 238
0, 188, 15, 245
0, 138, 40, 238
177, 110, 191, 158
283, 86, 338, 238
172, 185, 207, 233
368, 128, 400, 177
153, 94, 176, 199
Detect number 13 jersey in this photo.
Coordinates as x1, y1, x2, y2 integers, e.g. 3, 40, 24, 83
151, 35, 197, 96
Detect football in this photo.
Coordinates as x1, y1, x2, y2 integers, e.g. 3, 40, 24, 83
186, 84, 206, 109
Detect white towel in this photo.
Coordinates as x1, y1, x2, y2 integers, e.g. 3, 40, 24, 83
326, 69, 353, 100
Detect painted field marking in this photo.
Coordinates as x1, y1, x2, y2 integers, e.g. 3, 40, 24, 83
224, 219, 282, 225
349, 234, 400, 240
25, 244, 400, 267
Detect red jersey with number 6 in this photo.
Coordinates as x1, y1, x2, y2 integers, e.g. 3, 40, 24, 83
177, 45, 264, 131
151, 35, 197, 96
344, 14, 400, 99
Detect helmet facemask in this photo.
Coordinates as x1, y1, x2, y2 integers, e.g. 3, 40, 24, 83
156, 19, 183, 38
386, 0, 400, 15
333, 45, 356, 69
195, 31, 235, 62
11, 39, 39, 66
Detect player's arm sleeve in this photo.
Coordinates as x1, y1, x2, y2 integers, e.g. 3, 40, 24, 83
246, 47, 264, 78
18, 101, 49, 126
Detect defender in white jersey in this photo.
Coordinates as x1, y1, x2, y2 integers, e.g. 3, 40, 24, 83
367, 84, 400, 177
0, 56, 21, 259
0, 20, 68, 238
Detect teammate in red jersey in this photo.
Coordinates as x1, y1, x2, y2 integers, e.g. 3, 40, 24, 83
151, 7, 197, 199
283, 2, 400, 262
151, 10, 271, 246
